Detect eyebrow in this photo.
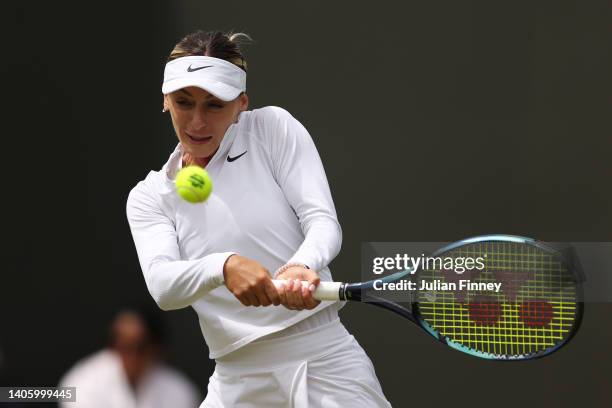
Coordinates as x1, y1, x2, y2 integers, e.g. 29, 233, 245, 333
178, 89, 216, 99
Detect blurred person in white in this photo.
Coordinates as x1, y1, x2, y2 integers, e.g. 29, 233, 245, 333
59, 309, 200, 408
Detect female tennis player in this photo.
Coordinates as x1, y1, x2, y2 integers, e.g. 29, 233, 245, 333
126, 30, 391, 407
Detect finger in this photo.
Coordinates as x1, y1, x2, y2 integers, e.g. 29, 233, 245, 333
288, 279, 305, 310
304, 270, 320, 288
280, 279, 294, 310
263, 279, 281, 306
255, 288, 272, 307
284, 278, 297, 308
254, 283, 271, 305
283, 279, 297, 310
302, 284, 320, 310
236, 294, 251, 307
247, 292, 261, 307
277, 281, 288, 307
232, 287, 252, 306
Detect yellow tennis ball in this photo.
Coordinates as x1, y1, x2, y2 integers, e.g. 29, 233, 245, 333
175, 166, 213, 203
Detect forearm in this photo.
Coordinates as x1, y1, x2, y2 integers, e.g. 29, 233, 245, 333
288, 217, 342, 272
144, 252, 235, 310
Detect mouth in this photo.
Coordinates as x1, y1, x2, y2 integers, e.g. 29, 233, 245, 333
185, 132, 213, 145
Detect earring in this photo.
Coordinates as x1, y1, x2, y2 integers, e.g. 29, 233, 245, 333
162, 106, 168, 113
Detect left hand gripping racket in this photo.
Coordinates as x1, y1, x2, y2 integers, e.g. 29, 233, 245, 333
273, 235, 583, 360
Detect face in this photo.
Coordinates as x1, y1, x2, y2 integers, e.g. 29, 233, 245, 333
111, 314, 158, 386
164, 87, 248, 164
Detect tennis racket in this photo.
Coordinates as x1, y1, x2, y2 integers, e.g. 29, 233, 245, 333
273, 235, 583, 360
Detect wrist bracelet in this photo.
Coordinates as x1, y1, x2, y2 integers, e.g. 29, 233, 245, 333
273, 262, 310, 278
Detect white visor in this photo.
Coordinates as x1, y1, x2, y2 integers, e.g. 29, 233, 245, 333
162, 56, 246, 101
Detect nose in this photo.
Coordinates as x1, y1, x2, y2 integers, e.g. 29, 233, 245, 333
190, 109, 208, 130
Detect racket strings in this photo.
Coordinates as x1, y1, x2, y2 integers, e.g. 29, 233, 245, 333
416, 241, 580, 358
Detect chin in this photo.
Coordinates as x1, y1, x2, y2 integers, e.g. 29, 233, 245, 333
182, 143, 216, 159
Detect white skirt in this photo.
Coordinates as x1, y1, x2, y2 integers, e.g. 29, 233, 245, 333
200, 307, 391, 408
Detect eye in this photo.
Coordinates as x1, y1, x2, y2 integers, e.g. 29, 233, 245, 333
176, 99, 194, 107
208, 101, 224, 109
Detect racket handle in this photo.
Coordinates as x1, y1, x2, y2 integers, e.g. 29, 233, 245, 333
271, 280, 342, 301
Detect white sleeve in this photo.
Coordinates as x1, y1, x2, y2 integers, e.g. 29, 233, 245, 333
126, 182, 235, 311
267, 107, 342, 272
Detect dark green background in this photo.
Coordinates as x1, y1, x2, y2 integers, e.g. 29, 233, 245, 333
3, 1, 611, 406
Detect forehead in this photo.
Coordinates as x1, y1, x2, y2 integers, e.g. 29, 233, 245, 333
172, 86, 218, 99
113, 314, 148, 342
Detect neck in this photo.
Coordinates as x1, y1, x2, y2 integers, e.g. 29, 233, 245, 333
182, 148, 218, 168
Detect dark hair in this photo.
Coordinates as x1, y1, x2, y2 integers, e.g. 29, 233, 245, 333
108, 307, 166, 347
167, 30, 251, 72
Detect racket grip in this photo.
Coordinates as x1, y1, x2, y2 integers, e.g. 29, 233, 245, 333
271, 280, 342, 301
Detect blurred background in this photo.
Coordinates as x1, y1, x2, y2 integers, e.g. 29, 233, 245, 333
3, 0, 611, 407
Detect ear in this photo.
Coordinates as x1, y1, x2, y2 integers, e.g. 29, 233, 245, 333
162, 94, 169, 112
238, 93, 249, 111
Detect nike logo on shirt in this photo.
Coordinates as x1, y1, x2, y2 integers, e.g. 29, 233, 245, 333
227, 151, 247, 162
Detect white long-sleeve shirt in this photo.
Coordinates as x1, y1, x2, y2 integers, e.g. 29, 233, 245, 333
59, 350, 201, 408
126, 106, 342, 358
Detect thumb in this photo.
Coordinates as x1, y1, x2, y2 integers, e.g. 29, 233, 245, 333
303, 269, 320, 292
